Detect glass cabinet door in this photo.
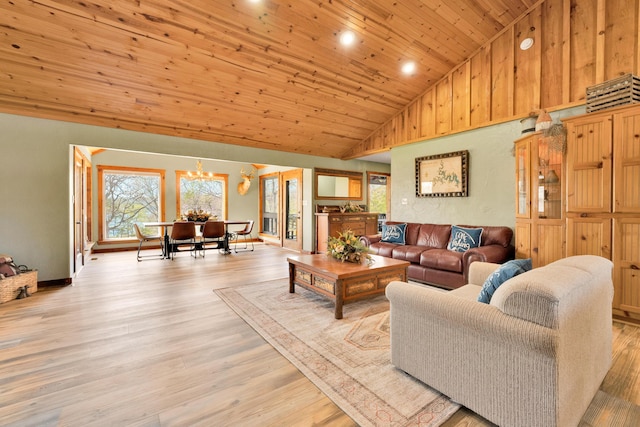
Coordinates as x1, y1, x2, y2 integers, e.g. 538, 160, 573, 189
515, 140, 530, 218
536, 136, 563, 219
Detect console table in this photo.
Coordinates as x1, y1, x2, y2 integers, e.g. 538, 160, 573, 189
315, 211, 378, 253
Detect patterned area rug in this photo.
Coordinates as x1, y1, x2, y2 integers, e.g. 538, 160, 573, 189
215, 279, 460, 427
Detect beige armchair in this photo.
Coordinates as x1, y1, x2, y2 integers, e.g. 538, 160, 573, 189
385, 255, 614, 427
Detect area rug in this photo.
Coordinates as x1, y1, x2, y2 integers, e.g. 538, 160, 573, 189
215, 279, 460, 427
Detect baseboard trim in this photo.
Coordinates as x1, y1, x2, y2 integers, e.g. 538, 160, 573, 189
38, 277, 72, 288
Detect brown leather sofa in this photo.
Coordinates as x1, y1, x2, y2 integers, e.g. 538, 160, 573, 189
360, 221, 514, 289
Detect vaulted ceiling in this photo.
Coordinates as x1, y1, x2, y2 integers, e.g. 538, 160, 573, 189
0, 0, 537, 159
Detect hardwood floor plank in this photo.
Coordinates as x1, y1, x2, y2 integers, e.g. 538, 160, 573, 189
0, 245, 638, 426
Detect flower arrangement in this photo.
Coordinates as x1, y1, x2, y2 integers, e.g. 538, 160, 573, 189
183, 209, 211, 222
327, 229, 372, 264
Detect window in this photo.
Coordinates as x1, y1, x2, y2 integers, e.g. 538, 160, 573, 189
176, 172, 228, 220
260, 173, 279, 236
98, 166, 165, 242
367, 172, 390, 231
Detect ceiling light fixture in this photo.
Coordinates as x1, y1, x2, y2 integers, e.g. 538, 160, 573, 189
401, 61, 416, 75
187, 160, 214, 180
520, 37, 534, 51
339, 31, 356, 46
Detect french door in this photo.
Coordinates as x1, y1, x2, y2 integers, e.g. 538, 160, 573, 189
282, 169, 302, 252
259, 169, 303, 252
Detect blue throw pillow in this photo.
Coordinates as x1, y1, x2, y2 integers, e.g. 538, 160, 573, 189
477, 259, 533, 304
380, 223, 407, 244
447, 225, 483, 252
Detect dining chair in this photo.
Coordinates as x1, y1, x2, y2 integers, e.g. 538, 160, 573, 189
133, 224, 164, 261
233, 220, 254, 252
169, 221, 197, 259
200, 220, 226, 257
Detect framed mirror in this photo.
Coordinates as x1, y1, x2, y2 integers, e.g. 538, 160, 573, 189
314, 168, 363, 200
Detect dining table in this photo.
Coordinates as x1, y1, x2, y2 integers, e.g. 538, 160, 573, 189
143, 220, 250, 258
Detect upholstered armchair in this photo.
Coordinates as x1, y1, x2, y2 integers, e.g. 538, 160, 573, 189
386, 255, 614, 427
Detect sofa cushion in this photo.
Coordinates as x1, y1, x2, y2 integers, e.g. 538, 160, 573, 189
381, 223, 407, 244
420, 248, 463, 273
368, 242, 399, 258
460, 225, 512, 247
416, 224, 452, 248
477, 258, 532, 304
391, 245, 433, 263
447, 225, 483, 252
449, 284, 482, 301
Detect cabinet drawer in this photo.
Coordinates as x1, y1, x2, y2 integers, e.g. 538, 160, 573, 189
343, 224, 365, 235
343, 216, 365, 222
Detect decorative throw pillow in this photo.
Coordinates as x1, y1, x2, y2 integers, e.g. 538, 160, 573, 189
447, 225, 483, 252
477, 259, 533, 304
380, 223, 407, 244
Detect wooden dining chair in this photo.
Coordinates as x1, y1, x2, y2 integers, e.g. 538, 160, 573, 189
233, 220, 254, 252
133, 223, 164, 261
169, 221, 197, 259
200, 220, 225, 257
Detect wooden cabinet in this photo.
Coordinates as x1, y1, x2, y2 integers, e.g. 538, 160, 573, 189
514, 131, 565, 267
564, 104, 640, 319
315, 212, 378, 253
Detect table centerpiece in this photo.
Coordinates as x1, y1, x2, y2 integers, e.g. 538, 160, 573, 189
327, 229, 372, 264
183, 209, 212, 222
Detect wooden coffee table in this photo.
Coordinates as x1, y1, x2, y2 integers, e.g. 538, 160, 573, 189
287, 254, 409, 319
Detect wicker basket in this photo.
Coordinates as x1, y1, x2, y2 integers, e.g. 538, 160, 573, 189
0, 270, 38, 303
586, 74, 640, 113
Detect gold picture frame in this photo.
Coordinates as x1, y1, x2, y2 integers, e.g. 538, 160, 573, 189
415, 150, 469, 197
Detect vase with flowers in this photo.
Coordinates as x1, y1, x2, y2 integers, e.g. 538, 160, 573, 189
183, 209, 212, 222
327, 229, 372, 264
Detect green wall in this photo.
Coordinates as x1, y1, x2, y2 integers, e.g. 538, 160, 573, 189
0, 106, 585, 282
390, 106, 585, 227
0, 113, 387, 281
0, 115, 73, 281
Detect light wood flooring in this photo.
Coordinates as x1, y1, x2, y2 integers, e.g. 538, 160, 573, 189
0, 244, 638, 426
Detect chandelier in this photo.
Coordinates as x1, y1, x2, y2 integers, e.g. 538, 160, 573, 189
187, 160, 214, 180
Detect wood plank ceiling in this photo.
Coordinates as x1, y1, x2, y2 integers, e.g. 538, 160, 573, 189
0, 0, 536, 159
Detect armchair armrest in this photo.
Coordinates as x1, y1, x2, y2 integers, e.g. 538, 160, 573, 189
462, 244, 515, 281
359, 234, 381, 247
467, 261, 500, 285
385, 281, 557, 355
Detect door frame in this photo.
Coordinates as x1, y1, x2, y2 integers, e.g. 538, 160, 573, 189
367, 171, 391, 229
73, 148, 92, 276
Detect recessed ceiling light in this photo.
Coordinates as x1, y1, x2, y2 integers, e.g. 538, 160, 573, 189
401, 61, 416, 75
340, 31, 356, 46
520, 37, 534, 51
